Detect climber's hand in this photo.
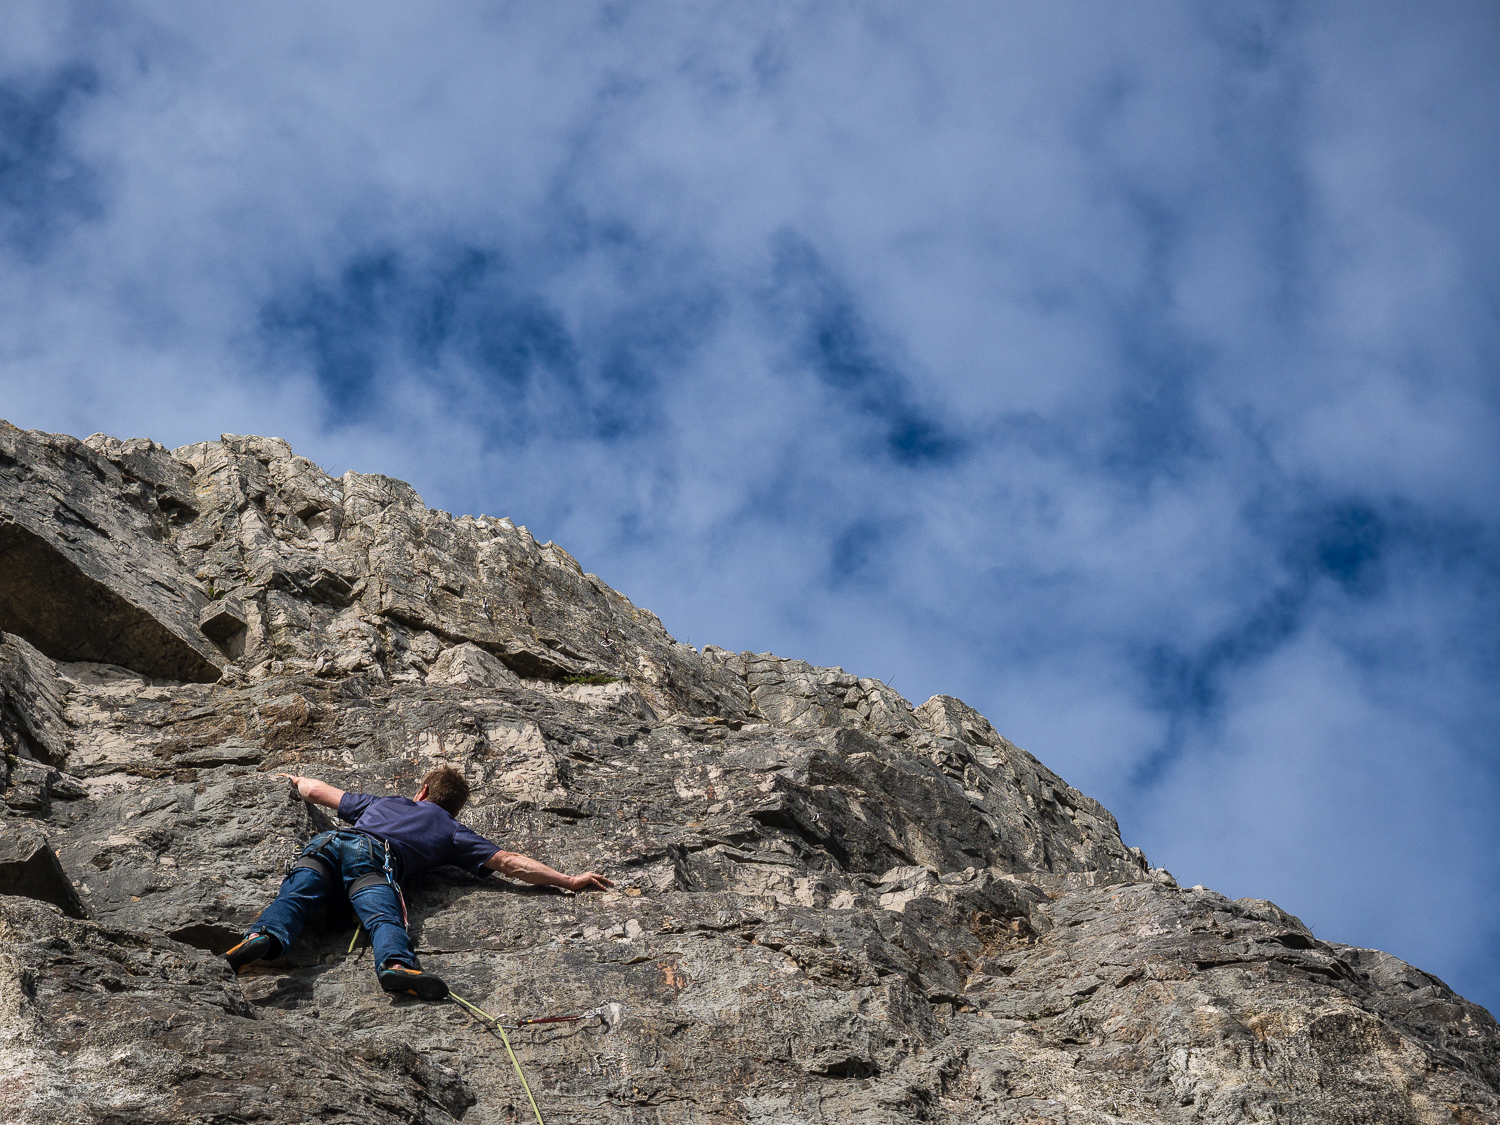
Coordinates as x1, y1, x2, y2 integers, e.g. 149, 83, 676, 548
567, 872, 615, 893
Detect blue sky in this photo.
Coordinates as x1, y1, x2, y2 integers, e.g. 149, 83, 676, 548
4, 2, 1499, 1009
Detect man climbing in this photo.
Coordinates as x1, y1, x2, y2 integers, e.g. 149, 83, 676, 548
222, 766, 613, 1000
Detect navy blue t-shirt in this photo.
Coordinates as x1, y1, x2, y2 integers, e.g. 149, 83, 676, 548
337, 793, 499, 880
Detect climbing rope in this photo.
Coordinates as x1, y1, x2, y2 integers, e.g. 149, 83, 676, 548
342, 928, 605, 1125
448, 990, 547, 1125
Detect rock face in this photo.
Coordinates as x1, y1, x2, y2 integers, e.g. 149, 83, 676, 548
1, 422, 1496, 1125
0, 425, 222, 683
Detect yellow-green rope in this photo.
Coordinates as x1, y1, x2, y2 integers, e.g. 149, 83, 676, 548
449, 990, 546, 1125
351, 934, 545, 1124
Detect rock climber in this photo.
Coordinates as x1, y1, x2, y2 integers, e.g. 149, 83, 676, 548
222, 766, 613, 1000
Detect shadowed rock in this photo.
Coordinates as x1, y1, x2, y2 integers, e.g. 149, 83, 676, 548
0, 424, 221, 682
0, 835, 86, 918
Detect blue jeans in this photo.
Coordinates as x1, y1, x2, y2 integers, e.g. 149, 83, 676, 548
249, 829, 414, 972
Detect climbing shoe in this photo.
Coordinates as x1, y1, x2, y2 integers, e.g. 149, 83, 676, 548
224, 931, 280, 973
378, 962, 449, 1001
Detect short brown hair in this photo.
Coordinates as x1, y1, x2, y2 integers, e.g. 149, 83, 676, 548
421, 766, 470, 816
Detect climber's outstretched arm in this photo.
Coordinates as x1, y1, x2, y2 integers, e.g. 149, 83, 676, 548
485, 849, 614, 892
279, 774, 346, 810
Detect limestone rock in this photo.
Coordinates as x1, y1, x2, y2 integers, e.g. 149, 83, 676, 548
0, 835, 86, 918
1, 421, 1496, 1124
0, 896, 471, 1123
199, 596, 249, 645
0, 632, 72, 766
0, 423, 221, 682
426, 642, 522, 689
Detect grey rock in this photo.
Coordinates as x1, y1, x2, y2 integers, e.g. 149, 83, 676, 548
1, 422, 1496, 1124
2, 757, 57, 813
0, 896, 470, 1123
82, 431, 201, 520
0, 834, 86, 918
200, 596, 249, 646
0, 422, 222, 682
426, 642, 522, 689
0, 632, 72, 766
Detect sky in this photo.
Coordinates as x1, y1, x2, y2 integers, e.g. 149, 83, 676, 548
2, 2, 1498, 1010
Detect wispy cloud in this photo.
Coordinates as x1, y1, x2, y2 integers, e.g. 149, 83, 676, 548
0, 62, 99, 255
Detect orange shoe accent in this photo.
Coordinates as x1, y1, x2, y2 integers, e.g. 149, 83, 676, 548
224, 932, 278, 973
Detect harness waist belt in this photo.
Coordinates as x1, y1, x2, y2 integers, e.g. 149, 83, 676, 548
294, 829, 404, 888
339, 829, 404, 880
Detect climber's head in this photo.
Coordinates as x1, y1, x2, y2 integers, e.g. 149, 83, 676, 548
414, 765, 471, 816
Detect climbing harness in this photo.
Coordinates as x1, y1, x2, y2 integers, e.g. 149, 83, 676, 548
288, 831, 407, 965
346, 832, 408, 927
291, 830, 408, 925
